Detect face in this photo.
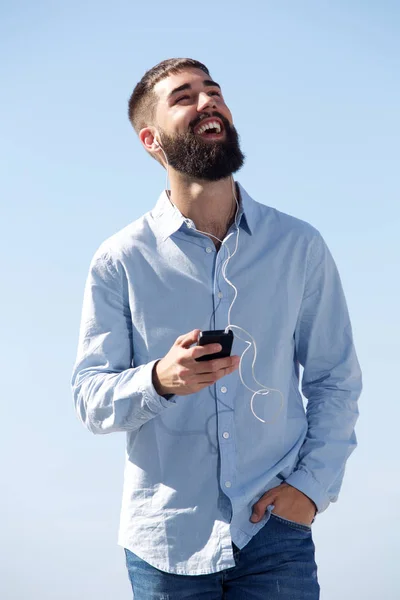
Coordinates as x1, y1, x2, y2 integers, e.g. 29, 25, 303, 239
143, 68, 245, 181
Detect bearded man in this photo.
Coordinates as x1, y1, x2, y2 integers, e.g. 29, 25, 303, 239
72, 58, 362, 599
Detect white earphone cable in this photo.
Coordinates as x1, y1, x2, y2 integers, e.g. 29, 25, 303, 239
156, 140, 283, 423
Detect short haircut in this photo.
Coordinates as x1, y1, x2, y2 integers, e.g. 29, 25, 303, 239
128, 58, 210, 134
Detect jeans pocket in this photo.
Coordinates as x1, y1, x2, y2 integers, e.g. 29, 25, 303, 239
270, 512, 312, 532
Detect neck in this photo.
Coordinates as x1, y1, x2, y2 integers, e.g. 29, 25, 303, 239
168, 170, 238, 248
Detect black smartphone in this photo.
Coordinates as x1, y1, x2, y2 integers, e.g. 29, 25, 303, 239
195, 329, 234, 362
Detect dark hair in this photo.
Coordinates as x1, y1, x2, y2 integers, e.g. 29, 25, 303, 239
128, 58, 210, 133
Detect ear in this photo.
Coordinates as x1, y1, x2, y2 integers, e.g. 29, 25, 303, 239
139, 127, 159, 152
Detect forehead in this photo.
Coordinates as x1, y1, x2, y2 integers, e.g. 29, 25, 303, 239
153, 68, 217, 101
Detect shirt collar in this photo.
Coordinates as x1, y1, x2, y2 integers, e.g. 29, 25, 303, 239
151, 181, 255, 242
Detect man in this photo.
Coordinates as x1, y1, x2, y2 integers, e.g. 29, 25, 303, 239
72, 58, 362, 599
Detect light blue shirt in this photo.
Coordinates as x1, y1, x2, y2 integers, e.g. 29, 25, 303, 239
71, 182, 362, 575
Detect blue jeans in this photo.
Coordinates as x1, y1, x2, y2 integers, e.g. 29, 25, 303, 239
124, 513, 320, 599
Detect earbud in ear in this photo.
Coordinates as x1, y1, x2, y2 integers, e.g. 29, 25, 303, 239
153, 138, 160, 149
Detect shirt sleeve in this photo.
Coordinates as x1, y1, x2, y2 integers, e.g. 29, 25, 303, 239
285, 232, 362, 513
71, 248, 176, 435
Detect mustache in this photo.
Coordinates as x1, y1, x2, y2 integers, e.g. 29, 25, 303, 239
189, 111, 231, 133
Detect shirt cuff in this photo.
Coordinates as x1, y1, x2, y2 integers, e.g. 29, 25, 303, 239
285, 469, 330, 514
139, 360, 177, 411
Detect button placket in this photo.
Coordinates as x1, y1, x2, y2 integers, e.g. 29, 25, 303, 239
218, 411, 236, 495
212, 237, 237, 497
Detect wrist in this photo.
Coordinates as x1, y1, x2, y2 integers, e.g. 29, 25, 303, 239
301, 491, 317, 514
152, 360, 170, 397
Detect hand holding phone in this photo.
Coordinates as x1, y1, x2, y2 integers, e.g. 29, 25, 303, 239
152, 329, 239, 397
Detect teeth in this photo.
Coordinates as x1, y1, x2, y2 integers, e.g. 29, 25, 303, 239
196, 120, 221, 135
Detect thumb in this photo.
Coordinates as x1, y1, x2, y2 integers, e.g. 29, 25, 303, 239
250, 498, 275, 523
179, 329, 201, 349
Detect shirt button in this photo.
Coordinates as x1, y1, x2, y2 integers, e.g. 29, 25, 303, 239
206, 247, 213, 253
223, 432, 230, 439
221, 386, 227, 393
217, 291, 223, 299
225, 481, 232, 488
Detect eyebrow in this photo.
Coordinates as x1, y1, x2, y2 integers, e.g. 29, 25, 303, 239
167, 79, 221, 100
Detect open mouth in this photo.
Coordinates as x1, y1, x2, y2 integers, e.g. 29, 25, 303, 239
193, 118, 225, 139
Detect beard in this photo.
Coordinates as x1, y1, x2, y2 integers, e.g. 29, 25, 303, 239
158, 113, 245, 182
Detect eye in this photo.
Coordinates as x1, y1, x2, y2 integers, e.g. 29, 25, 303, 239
209, 91, 221, 97
175, 95, 190, 104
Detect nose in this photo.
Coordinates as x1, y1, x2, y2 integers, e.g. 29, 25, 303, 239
197, 91, 216, 113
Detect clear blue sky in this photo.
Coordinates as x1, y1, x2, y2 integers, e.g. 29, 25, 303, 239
1, 1, 399, 598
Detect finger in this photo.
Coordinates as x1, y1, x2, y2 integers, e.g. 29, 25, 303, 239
213, 360, 241, 381
178, 329, 201, 349
189, 343, 222, 361
215, 359, 241, 379
194, 355, 239, 374
250, 493, 276, 523
250, 502, 274, 523
196, 375, 219, 386
194, 358, 240, 388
